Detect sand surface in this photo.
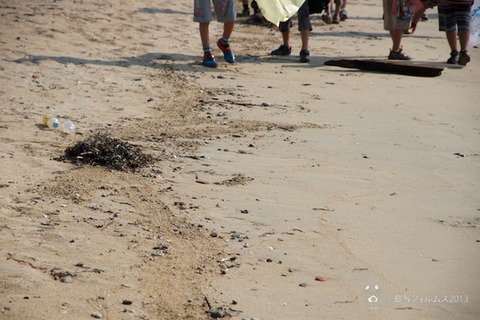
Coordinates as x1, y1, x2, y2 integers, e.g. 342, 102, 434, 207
1, 0, 479, 319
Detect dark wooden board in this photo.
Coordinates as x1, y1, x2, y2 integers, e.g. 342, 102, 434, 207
324, 59, 443, 77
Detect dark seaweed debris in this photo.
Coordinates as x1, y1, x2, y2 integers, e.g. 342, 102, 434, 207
62, 133, 153, 171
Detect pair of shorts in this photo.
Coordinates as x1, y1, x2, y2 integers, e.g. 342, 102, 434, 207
383, 0, 411, 31
438, 4, 472, 33
279, 1, 312, 32
193, 0, 236, 23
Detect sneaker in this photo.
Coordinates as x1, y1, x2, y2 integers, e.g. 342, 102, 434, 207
270, 44, 291, 56
238, 8, 249, 17
203, 53, 217, 68
388, 48, 411, 60
252, 0, 260, 14
458, 50, 470, 66
447, 50, 458, 64
340, 9, 348, 21
216, 39, 235, 63
322, 13, 332, 24
299, 49, 310, 63
421, 13, 428, 21
332, 15, 340, 24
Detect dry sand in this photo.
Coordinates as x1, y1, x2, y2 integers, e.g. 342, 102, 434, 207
1, 0, 479, 319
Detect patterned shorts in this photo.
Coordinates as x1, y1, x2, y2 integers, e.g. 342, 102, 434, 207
438, 4, 472, 33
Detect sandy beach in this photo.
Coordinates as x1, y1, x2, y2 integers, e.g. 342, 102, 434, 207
1, 0, 479, 319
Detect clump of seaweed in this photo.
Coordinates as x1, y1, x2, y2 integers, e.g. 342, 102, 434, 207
62, 132, 153, 171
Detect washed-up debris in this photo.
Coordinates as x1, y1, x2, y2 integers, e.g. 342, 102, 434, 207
50, 269, 75, 282
60, 132, 153, 171
209, 309, 226, 318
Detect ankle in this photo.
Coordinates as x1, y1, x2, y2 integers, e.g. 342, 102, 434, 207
219, 38, 229, 47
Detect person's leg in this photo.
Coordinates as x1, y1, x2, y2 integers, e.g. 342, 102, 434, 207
441, 5, 462, 64
299, 29, 310, 62
340, 0, 348, 20
217, 21, 236, 63
332, 0, 341, 24
194, 0, 217, 67
298, 2, 311, 62
199, 22, 210, 48
384, 0, 410, 59
271, 20, 292, 55
282, 30, 291, 48
215, 0, 236, 63
458, 29, 471, 65
199, 22, 218, 67
390, 29, 403, 52
300, 30, 308, 51
222, 21, 234, 40
251, 0, 260, 14
458, 30, 469, 52
322, 0, 333, 24
239, 0, 250, 16
389, 28, 411, 59
457, 5, 472, 65
446, 30, 458, 52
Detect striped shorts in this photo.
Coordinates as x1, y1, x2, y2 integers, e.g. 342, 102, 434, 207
438, 5, 472, 33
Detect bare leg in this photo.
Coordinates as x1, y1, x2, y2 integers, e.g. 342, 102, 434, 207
390, 29, 403, 51
458, 30, 471, 65
300, 29, 309, 51
458, 30, 470, 51
222, 21, 234, 40
199, 22, 209, 47
282, 30, 290, 48
334, 2, 341, 18
446, 31, 458, 52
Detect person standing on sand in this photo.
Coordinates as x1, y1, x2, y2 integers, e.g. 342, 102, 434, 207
322, 0, 348, 24
194, 0, 237, 68
270, 0, 312, 63
238, 0, 260, 17
438, 0, 473, 65
383, 0, 412, 60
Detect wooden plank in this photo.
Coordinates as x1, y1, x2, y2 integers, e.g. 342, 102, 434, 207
324, 59, 443, 77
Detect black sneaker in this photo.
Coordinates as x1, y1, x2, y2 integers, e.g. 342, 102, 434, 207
270, 44, 291, 56
447, 50, 458, 64
252, 0, 260, 14
299, 49, 310, 63
238, 8, 250, 17
458, 50, 470, 66
388, 48, 411, 60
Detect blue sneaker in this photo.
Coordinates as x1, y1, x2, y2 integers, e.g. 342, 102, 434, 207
203, 53, 217, 68
217, 39, 235, 63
